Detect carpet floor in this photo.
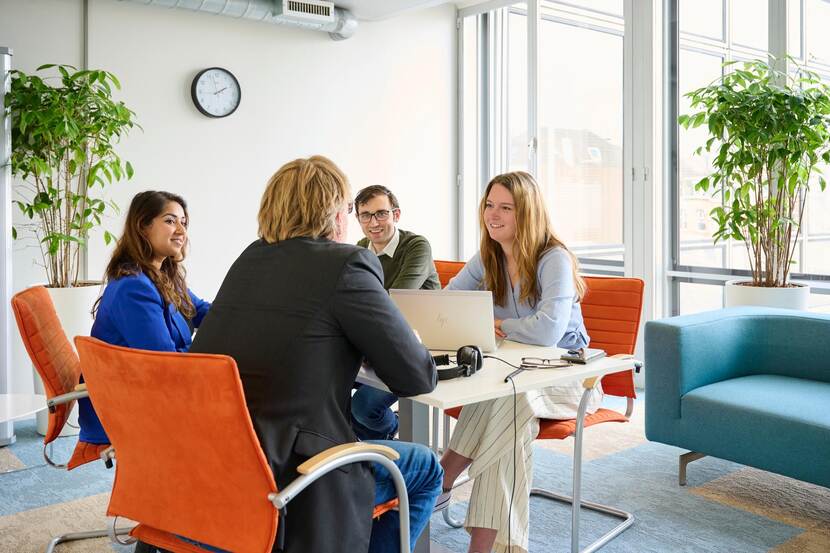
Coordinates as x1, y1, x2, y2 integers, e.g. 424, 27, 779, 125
2, 394, 828, 553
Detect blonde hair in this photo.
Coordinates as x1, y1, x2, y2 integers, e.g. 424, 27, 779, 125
479, 171, 586, 306
258, 156, 350, 243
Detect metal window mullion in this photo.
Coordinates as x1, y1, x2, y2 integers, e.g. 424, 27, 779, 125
490, 9, 507, 177
499, 8, 510, 173
723, 0, 730, 50
0, 46, 14, 445
799, 0, 806, 63
456, 14, 465, 261
459, 0, 518, 19
769, 0, 788, 72
623, 0, 634, 279
479, 13, 489, 204
528, 0, 539, 177
666, 0, 680, 270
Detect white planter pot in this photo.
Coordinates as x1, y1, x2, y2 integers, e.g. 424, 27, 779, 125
32, 283, 102, 437
724, 280, 810, 310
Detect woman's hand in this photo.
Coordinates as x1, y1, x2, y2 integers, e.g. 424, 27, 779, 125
494, 319, 507, 338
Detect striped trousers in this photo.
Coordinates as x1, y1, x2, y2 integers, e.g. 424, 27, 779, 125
448, 386, 601, 553
448, 394, 539, 553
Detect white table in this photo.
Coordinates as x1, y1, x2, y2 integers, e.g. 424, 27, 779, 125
358, 341, 636, 553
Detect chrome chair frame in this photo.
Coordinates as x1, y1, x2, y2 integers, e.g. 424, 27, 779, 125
439, 381, 635, 553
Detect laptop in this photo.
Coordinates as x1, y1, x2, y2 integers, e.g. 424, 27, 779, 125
389, 289, 499, 353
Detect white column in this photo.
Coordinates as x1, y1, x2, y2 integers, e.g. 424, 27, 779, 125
1, 46, 15, 446
627, 0, 664, 379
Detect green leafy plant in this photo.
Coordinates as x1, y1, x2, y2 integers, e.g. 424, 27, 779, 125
680, 58, 830, 287
5, 64, 137, 287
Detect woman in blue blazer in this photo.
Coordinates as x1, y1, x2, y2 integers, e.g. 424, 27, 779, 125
79, 190, 210, 445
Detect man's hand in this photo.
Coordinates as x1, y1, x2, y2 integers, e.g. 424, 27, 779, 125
494, 319, 506, 338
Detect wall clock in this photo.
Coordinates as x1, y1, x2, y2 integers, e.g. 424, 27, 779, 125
191, 67, 241, 118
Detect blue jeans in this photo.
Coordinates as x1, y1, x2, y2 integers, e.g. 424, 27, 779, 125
367, 440, 443, 553
352, 385, 399, 440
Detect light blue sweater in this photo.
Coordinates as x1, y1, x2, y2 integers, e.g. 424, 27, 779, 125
447, 248, 588, 349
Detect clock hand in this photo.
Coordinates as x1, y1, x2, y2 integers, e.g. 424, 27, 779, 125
214, 86, 228, 95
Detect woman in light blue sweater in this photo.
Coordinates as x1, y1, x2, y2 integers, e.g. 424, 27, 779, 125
440, 171, 598, 553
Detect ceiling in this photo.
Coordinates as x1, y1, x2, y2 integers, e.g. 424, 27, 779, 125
335, 0, 457, 21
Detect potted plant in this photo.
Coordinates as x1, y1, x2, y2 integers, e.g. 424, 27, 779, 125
5, 64, 137, 433
680, 58, 830, 309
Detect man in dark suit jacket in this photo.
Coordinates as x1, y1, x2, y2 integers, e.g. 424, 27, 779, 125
191, 156, 442, 553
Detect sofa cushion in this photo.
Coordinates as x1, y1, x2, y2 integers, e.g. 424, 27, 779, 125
679, 374, 830, 488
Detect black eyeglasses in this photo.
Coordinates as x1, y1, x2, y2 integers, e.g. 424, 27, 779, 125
357, 209, 398, 223
520, 356, 571, 370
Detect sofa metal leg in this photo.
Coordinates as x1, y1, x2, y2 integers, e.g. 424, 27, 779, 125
679, 451, 706, 486
44, 525, 133, 553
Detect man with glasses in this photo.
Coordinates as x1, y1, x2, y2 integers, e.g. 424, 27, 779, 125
352, 185, 440, 442
355, 185, 440, 291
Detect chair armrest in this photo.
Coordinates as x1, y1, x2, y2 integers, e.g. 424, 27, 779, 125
609, 353, 643, 373
46, 387, 90, 412
297, 442, 400, 474
583, 376, 600, 389
269, 443, 404, 512
101, 446, 116, 469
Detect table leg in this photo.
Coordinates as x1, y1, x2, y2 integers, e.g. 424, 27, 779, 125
398, 397, 432, 553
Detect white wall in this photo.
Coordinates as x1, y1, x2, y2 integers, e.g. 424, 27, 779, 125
1, 0, 458, 393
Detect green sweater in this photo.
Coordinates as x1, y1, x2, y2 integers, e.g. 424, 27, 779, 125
357, 229, 441, 290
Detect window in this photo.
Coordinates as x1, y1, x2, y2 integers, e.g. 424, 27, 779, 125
670, 0, 830, 315
537, 9, 624, 261
458, 0, 626, 268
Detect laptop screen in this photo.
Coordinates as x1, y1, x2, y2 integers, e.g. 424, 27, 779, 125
389, 289, 498, 353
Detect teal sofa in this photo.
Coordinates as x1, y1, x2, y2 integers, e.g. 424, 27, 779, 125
645, 307, 830, 488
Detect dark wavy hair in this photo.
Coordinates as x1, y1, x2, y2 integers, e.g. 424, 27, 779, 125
93, 190, 195, 318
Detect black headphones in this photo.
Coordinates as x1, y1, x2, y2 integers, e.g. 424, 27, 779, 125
433, 345, 484, 381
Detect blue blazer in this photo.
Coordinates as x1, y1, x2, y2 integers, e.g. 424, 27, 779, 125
78, 272, 210, 444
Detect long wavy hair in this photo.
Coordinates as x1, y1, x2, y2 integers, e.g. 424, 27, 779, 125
479, 171, 586, 307
94, 190, 195, 318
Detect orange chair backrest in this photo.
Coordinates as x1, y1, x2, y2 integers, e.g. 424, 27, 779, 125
74, 336, 278, 553
11, 286, 81, 443
581, 276, 644, 399
435, 260, 466, 288
432, 264, 643, 398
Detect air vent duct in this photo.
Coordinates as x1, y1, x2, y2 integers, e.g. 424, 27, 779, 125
122, 0, 357, 40
277, 0, 334, 23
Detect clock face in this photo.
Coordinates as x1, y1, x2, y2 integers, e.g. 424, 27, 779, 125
191, 67, 241, 118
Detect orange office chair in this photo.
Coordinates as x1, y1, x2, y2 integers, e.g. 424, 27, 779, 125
10, 285, 125, 552
435, 260, 466, 288
441, 276, 645, 552
74, 336, 410, 553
